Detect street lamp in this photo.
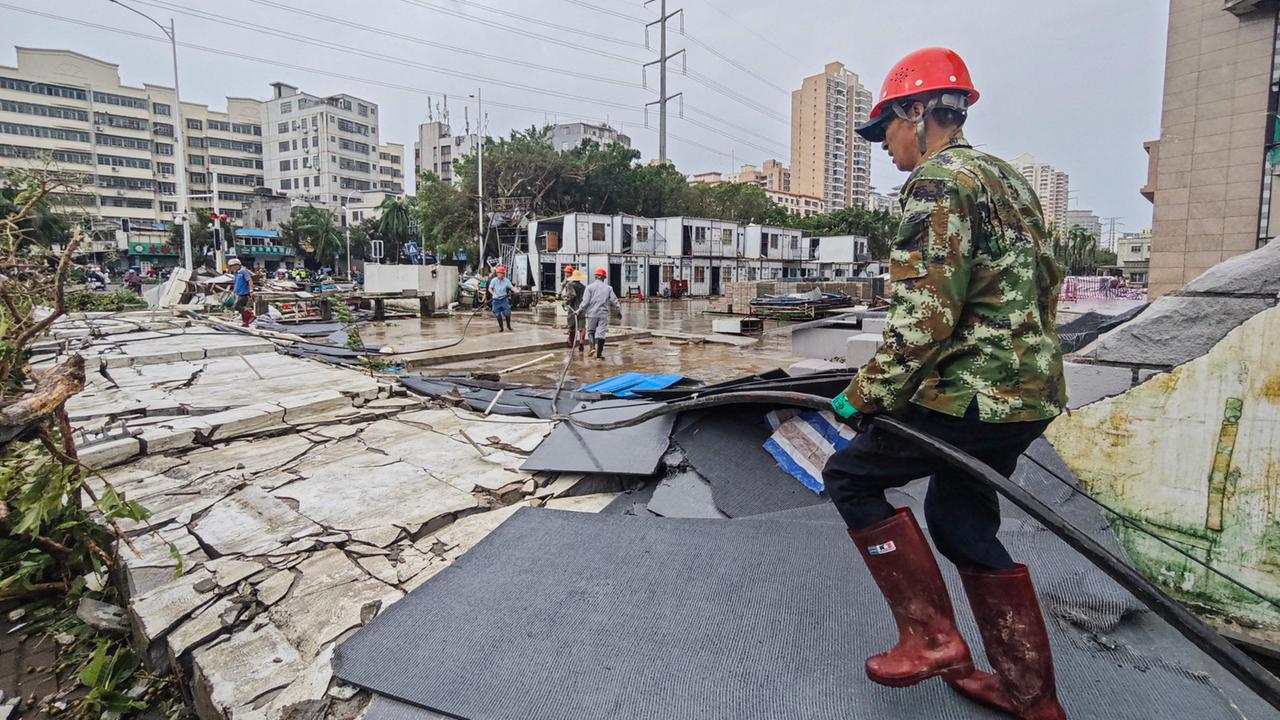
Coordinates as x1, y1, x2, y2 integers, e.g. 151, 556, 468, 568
342, 190, 362, 278
108, 0, 193, 273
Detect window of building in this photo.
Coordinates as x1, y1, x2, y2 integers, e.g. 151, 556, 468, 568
189, 172, 207, 184
278, 141, 290, 152
303, 176, 310, 188
156, 142, 173, 156
95, 132, 151, 150
292, 159, 299, 170
187, 136, 204, 148
291, 139, 298, 151
790, 236, 799, 250
311, 116, 318, 129
188, 155, 205, 166
98, 154, 152, 170
1, 122, 90, 143
156, 162, 174, 174
591, 223, 606, 243
1130, 244, 1141, 253
302, 156, 310, 168
207, 119, 230, 132
160, 201, 177, 213
693, 266, 706, 283
694, 227, 707, 242
280, 101, 292, 113
314, 175, 320, 186
153, 102, 171, 116
0, 76, 86, 100
721, 228, 733, 245
0, 100, 87, 122
158, 182, 175, 194
769, 234, 779, 250
311, 135, 319, 147
186, 118, 202, 130
92, 91, 147, 109
153, 122, 174, 137
279, 160, 291, 171
281, 179, 292, 190
624, 264, 638, 284
661, 265, 672, 282
278, 122, 289, 133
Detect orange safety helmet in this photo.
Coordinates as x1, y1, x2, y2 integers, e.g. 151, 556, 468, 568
495, 266, 506, 274
594, 268, 607, 278
855, 47, 978, 143
563, 265, 576, 275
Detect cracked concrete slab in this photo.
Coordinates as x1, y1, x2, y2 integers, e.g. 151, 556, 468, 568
274, 461, 478, 534
191, 486, 322, 557
129, 568, 218, 644
191, 621, 306, 720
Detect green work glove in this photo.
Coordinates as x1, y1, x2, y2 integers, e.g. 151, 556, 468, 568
831, 392, 868, 432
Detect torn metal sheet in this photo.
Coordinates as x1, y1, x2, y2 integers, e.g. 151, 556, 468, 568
333, 507, 1270, 720
675, 410, 826, 517
579, 372, 684, 398
522, 399, 675, 476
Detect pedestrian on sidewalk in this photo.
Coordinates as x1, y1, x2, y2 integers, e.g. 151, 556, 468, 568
489, 265, 514, 332
821, 48, 1068, 720
559, 265, 587, 354
228, 257, 256, 327
578, 268, 621, 360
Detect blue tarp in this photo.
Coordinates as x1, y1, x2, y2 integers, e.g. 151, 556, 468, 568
580, 373, 684, 398
761, 410, 855, 494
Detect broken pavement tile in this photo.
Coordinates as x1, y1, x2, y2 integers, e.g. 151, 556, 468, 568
191, 486, 322, 557
75, 597, 129, 634
274, 461, 477, 535
191, 621, 306, 720
128, 568, 218, 648
543, 493, 623, 514
256, 569, 297, 607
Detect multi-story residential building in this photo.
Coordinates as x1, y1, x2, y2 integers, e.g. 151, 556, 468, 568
1116, 228, 1152, 286
1064, 209, 1102, 241
414, 119, 477, 185
377, 142, 404, 194
791, 62, 872, 212
686, 171, 724, 186
867, 190, 901, 217
0, 47, 264, 236
736, 159, 790, 192
766, 189, 824, 217
1141, 0, 1276, 298
548, 121, 630, 152
1009, 153, 1070, 231
261, 82, 381, 208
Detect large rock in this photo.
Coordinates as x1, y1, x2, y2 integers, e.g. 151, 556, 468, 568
1089, 295, 1274, 367
1181, 239, 1280, 296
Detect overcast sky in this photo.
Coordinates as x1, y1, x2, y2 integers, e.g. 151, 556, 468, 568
1, 0, 1166, 230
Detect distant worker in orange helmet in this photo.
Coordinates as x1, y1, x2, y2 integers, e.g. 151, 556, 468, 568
488, 265, 514, 332
559, 265, 588, 354
821, 48, 1069, 719
577, 267, 622, 360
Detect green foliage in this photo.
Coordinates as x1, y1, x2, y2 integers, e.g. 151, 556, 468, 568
1054, 224, 1104, 275
411, 126, 902, 262
65, 290, 148, 312
377, 196, 415, 264
284, 206, 344, 265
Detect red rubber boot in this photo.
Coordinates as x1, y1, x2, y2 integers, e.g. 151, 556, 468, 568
849, 508, 975, 687
946, 565, 1067, 719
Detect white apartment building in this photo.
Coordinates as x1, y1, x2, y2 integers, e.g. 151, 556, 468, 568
262, 82, 381, 207
737, 159, 790, 192
414, 119, 477, 184
378, 142, 404, 195
791, 62, 873, 212
548, 121, 631, 152
1010, 153, 1070, 231
766, 189, 824, 217
0, 47, 264, 235
867, 191, 901, 217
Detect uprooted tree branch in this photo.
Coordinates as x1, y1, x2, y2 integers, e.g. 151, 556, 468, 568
1, 166, 183, 717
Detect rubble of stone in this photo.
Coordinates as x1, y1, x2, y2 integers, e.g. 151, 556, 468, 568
42, 312, 620, 720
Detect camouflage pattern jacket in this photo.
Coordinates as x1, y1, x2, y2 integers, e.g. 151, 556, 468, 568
842, 136, 1068, 423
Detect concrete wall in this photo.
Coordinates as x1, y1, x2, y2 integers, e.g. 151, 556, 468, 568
1146, 0, 1276, 298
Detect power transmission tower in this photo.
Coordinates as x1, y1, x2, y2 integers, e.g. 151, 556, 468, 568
644, 0, 684, 164
1101, 216, 1124, 251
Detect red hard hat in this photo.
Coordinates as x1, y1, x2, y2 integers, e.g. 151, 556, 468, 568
564, 265, 575, 275
594, 268, 607, 278
856, 47, 979, 142
495, 266, 506, 274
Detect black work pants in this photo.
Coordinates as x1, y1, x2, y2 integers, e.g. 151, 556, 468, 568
822, 400, 1051, 571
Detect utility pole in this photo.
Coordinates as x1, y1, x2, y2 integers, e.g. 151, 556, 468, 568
1101, 216, 1124, 251
108, 1, 193, 272
644, 0, 684, 164
470, 88, 485, 267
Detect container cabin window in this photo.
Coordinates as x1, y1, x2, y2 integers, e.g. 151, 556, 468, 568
592, 223, 606, 243
693, 266, 706, 283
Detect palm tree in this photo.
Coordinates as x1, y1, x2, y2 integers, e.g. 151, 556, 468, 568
377, 196, 414, 263
294, 207, 343, 267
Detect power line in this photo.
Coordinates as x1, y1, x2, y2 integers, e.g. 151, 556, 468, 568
563, 0, 647, 23
698, 0, 807, 65
236, 0, 642, 89
0, 4, 774, 167
643, 0, 684, 163
396, 0, 647, 55
685, 68, 788, 124
679, 31, 790, 95
134, 0, 644, 111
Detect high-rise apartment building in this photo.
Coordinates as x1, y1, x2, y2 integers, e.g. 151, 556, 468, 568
0, 48, 264, 226
791, 62, 872, 212
1064, 209, 1102, 241
414, 119, 477, 185
548, 122, 630, 152
1010, 154, 1070, 231
736, 159, 790, 192
261, 82, 381, 207
1141, 0, 1276, 298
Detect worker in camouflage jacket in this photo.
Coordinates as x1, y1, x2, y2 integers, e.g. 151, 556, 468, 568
821, 48, 1069, 720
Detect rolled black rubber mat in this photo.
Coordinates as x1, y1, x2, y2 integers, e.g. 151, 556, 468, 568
333, 508, 1267, 720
